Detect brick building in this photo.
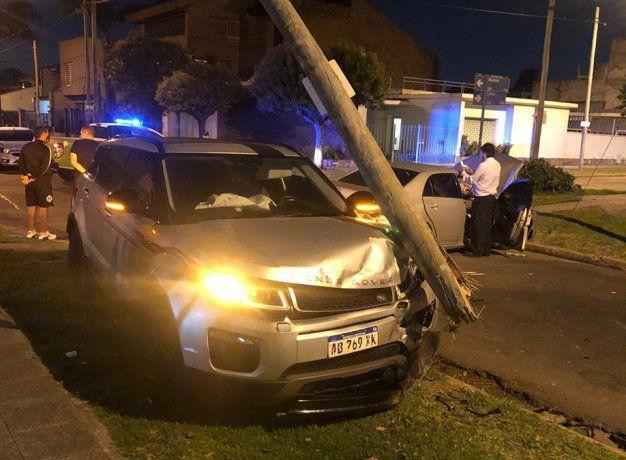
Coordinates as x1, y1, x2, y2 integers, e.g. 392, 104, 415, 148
124, 0, 436, 87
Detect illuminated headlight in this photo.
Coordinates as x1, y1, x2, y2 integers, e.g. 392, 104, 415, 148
201, 272, 286, 310
2, 148, 8, 154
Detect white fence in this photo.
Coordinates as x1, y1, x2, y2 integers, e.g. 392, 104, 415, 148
562, 131, 626, 163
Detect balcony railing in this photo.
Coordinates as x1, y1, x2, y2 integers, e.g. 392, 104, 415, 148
402, 77, 475, 95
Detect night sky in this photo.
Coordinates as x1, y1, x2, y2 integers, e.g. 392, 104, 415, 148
1, 0, 625, 85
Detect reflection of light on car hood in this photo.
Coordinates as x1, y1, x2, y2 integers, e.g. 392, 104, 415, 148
154, 217, 401, 289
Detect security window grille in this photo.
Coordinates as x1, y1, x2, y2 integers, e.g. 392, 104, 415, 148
227, 19, 240, 39
62, 63, 72, 86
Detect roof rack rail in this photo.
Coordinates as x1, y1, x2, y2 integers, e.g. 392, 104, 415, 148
112, 134, 165, 154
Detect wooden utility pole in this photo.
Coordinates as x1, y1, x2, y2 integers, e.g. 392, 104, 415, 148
259, 0, 476, 323
91, 0, 99, 121
32, 40, 40, 126
579, 6, 600, 170
83, 0, 92, 123
530, 0, 556, 159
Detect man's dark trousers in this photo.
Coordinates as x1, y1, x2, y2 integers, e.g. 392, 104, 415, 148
470, 195, 497, 255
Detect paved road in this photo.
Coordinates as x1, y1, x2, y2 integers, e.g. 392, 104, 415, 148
0, 170, 71, 238
445, 251, 626, 433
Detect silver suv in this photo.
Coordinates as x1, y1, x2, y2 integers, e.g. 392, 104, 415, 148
67, 137, 441, 414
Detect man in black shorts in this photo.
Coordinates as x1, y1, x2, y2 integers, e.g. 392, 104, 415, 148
19, 126, 56, 240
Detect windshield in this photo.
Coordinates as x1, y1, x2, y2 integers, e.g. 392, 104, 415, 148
164, 155, 348, 223
0, 129, 33, 142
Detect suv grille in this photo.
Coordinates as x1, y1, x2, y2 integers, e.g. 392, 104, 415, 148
280, 342, 406, 379
292, 285, 394, 313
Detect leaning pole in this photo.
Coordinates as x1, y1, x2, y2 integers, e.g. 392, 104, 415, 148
259, 0, 477, 323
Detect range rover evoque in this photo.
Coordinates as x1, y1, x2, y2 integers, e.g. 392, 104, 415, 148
67, 137, 442, 414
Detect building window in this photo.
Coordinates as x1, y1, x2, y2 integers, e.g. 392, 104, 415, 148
145, 14, 185, 38
227, 19, 240, 40
62, 62, 72, 86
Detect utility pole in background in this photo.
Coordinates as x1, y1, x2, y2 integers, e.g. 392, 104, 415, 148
32, 40, 39, 126
90, 0, 99, 121
258, 0, 477, 324
530, 0, 556, 159
579, 6, 600, 170
83, 0, 92, 123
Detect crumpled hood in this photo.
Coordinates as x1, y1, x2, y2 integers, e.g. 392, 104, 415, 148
153, 217, 401, 289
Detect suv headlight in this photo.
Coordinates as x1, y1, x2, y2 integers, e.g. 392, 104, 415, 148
2, 148, 8, 154
201, 271, 287, 310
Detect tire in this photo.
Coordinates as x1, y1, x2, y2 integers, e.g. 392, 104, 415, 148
68, 225, 93, 294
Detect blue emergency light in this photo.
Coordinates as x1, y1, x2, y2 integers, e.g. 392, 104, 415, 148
114, 118, 142, 127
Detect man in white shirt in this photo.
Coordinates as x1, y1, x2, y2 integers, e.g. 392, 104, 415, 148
461, 143, 501, 257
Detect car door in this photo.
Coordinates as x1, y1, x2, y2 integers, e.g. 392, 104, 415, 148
493, 178, 533, 249
422, 173, 467, 248
110, 148, 158, 290
82, 145, 129, 271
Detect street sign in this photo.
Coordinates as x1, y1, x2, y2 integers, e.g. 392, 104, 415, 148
473, 73, 510, 147
473, 73, 510, 106
303, 59, 355, 116
473, 90, 507, 106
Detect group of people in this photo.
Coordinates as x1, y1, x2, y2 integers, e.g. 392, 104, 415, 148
18, 125, 98, 240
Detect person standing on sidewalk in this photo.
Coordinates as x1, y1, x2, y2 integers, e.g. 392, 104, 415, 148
461, 143, 500, 257
19, 126, 56, 240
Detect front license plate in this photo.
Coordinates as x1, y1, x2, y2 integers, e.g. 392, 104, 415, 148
327, 326, 379, 358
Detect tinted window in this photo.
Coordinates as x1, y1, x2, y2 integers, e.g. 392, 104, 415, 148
121, 150, 154, 204
0, 130, 33, 141
423, 173, 462, 198
95, 147, 129, 191
341, 168, 418, 187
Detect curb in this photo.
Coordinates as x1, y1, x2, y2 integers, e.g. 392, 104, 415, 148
526, 242, 625, 270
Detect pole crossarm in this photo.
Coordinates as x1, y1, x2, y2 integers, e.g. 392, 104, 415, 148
259, 0, 477, 323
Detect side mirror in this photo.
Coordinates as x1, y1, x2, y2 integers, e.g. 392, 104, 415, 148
346, 191, 381, 217
105, 189, 147, 215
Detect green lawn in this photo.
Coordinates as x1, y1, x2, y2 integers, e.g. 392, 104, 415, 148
533, 189, 626, 207
0, 249, 618, 459
533, 206, 626, 261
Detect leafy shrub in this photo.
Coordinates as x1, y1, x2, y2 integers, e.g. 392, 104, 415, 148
520, 159, 581, 193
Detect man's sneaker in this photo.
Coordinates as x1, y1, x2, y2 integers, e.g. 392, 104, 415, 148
26, 230, 37, 239
38, 231, 57, 241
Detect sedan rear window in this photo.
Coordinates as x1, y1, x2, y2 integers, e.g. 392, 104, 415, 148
341, 168, 418, 187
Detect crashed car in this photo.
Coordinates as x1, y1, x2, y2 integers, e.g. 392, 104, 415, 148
334, 156, 533, 251
53, 122, 162, 181
67, 137, 442, 414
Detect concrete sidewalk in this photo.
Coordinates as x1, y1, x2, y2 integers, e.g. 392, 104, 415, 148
0, 307, 117, 459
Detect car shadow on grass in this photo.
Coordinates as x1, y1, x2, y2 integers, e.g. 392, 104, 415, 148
536, 211, 626, 243
0, 249, 382, 430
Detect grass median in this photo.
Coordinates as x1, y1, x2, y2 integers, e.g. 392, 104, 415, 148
0, 248, 619, 459
533, 206, 626, 262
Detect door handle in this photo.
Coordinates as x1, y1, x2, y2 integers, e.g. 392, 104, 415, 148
428, 203, 439, 209
83, 187, 89, 196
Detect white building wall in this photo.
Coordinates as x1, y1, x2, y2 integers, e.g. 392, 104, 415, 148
563, 132, 626, 162
162, 111, 218, 138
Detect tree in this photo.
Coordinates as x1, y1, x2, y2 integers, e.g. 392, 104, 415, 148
156, 62, 241, 137
618, 84, 626, 117
327, 41, 389, 108
510, 67, 539, 97
106, 31, 189, 123
251, 42, 389, 165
